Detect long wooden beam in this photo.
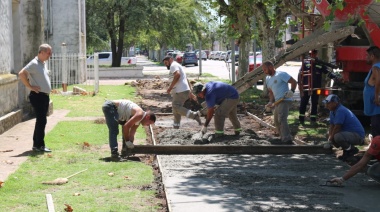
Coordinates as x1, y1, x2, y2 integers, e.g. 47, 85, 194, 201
130, 145, 332, 155
232, 25, 356, 94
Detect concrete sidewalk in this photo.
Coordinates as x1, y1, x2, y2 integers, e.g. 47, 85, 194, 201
0, 110, 70, 181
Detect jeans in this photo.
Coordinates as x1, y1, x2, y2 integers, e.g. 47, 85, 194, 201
29, 91, 50, 148
102, 101, 119, 152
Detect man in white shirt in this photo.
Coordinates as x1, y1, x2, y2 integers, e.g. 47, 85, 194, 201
162, 56, 201, 129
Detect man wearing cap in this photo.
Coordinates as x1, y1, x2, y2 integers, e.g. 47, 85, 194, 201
329, 135, 380, 185
193, 81, 241, 137
162, 56, 201, 129
298, 50, 340, 125
263, 61, 297, 144
323, 94, 365, 161
363, 46, 380, 137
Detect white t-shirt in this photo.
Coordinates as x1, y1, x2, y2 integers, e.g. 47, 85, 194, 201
169, 61, 189, 94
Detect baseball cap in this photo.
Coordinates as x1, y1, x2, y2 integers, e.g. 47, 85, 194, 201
368, 136, 380, 155
192, 82, 204, 94
322, 94, 340, 104
162, 55, 171, 62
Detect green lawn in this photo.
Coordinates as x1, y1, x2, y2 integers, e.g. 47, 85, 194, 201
0, 84, 163, 211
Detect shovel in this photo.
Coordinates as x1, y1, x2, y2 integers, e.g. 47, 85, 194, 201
42, 168, 88, 185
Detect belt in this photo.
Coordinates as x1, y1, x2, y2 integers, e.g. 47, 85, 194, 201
31, 91, 49, 96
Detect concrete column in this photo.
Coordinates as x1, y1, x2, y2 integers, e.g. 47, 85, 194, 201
18, 0, 44, 110
0, 0, 13, 75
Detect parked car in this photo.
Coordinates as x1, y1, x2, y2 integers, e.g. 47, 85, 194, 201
226, 51, 239, 62
209, 51, 216, 60
196, 51, 207, 61
219, 52, 227, 61
175, 53, 184, 64
214, 51, 222, 60
182, 52, 198, 66
87, 52, 137, 66
235, 55, 263, 78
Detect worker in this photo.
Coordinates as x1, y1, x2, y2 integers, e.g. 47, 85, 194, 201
162, 56, 202, 129
102, 99, 156, 161
298, 49, 340, 125
322, 94, 365, 161
329, 135, 380, 185
192, 81, 241, 137
263, 61, 297, 144
363, 46, 380, 137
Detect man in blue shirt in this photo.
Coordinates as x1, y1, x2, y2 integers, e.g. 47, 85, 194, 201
193, 81, 241, 137
323, 94, 365, 161
263, 61, 297, 144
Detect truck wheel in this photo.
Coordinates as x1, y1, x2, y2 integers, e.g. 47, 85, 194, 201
195, 63, 198, 66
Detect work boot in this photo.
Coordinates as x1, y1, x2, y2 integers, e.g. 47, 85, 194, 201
338, 146, 359, 161
214, 133, 224, 138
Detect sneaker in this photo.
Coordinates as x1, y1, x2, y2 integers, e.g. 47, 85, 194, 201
193, 113, 202, 125
338, 147, 359, 161
110, 153, 120, 162
125, 141, 134, 149
33, 146, 52, 152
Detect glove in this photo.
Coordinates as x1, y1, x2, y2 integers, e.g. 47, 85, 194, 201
284, 90, 294, 98
125, 141, 135, 149
329, 177, 344, 185
201, 126, 207, 135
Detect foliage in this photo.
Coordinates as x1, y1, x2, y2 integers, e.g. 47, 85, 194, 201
86, 0, 149, 66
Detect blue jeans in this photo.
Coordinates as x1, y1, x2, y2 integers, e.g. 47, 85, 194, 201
102, 101, 119, 152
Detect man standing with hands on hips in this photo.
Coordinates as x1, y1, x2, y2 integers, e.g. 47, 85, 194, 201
263, 61, 297, 144
19, 44, 53, 152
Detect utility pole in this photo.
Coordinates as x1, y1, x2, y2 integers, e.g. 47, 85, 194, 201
199, 39, 202, 76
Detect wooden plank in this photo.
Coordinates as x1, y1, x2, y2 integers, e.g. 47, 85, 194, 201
130, 145, 332, 155
46, 194, 55, 212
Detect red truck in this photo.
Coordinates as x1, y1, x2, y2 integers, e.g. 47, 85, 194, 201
312, 0, 380, 116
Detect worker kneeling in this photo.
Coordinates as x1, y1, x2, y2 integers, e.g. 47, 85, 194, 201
192, 82, 241, 137
323, 94, 365, 161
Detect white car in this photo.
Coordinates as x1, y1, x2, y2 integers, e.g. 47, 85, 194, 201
87, 52, 137, 66
196, 51, 207, 61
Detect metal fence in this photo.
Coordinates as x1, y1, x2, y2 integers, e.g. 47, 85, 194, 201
46, 52, 99, 94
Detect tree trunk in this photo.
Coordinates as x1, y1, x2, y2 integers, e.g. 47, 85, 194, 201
237, 35, 250, 79
260, 28, 277, 98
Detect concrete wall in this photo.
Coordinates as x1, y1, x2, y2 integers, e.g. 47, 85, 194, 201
44, 0, 86, 54
0, 0, 45, 135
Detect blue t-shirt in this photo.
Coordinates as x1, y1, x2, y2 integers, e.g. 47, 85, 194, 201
363, 62, 380, 116
265, 71, 291, 101
329, 104, 365, 138
205, 81, 239, 108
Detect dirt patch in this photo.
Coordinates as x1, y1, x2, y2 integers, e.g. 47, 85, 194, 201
132, 78, 344, 211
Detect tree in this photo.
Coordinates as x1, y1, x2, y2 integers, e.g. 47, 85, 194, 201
86, 0, 148, 67
212, 0, 295, 79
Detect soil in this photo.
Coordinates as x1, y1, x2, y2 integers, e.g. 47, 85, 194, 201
131, 78, 343, 211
